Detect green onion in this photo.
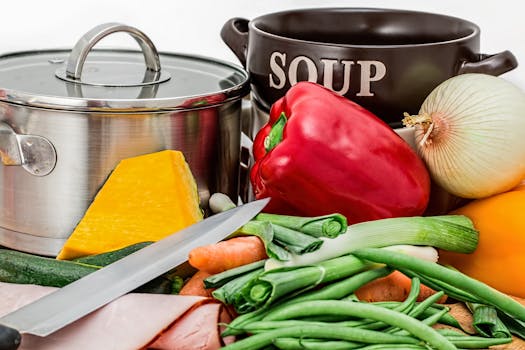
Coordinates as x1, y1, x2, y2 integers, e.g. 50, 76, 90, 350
353, 247, 525, 321
497, 311, 525, 339
266, 215, 478, 269
468, 302, 511, 338
271, 224, 324, 255
204, 260, 266, 289
261, 300, 456, 350
240, 221, 290, 261
211, 266, 264, 306
254, 212, 348, 238
208, 192, 236, 213
233, 254, 372, 313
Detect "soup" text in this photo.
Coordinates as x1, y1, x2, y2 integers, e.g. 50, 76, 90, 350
268, 52, 387, 97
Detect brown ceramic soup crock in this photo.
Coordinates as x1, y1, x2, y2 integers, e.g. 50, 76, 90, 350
222, 8, 517, 127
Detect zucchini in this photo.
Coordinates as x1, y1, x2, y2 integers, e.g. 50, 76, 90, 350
72, 241, 153, 266
0, 249, 98, 288
0, 243, 175, 294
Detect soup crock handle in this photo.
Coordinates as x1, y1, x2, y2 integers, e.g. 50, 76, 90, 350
458, 50, 518, 76
0, 122, 57, 176
221, 18, 249, 67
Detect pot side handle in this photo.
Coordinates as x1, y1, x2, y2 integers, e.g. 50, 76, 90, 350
221, 18, 249, 67
0, 122, 57, 176
458, 50, 518, 76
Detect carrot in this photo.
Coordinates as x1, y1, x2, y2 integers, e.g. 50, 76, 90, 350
188, 236, 267, 274
179, 270, 214, 297
355, 270, 448, 303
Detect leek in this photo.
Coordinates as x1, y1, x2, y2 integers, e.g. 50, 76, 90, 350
266, 215, 478, 270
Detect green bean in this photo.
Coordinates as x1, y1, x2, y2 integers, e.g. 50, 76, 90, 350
419, 307, 450, 327
220, 324, 419, 350
261, 300, 456, 350
353, 345, 429, 350
289, 267, 392, 303
398, 268, 481, 303
353, 248, 525, 321
272, 337, 362, 350
446, 335, 511, 348
397, 277, 420, 313
408, 291, 446, 318
393, 308, 450, 335
371, 301, 461, 329
436, 328, 466, 337
342, 293, 360, 302
420, 307, 463, 330
356, 277, 422, 332
240, 320, 357, 332
223, 267, 390, 336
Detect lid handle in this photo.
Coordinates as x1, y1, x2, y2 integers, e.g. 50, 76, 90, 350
65, 22, 161, 80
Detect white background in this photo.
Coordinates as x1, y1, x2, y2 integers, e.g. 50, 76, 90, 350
0, 0, 523, 89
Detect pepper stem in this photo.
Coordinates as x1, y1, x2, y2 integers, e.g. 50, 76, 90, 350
264, 113, 287, 153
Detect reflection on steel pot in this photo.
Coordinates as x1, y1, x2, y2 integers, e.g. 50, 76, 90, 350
0, 23, 249, 256
221, 8, 517, 127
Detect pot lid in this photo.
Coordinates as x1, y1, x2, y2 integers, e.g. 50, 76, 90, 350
0, 23, 249, 112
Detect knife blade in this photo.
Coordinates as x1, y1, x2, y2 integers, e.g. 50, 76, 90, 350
0, 197, 269, 350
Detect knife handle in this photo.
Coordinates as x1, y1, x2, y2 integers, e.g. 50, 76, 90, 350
0, 325, 20, 350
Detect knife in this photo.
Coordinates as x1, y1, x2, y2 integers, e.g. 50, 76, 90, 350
0, 197, 269, 350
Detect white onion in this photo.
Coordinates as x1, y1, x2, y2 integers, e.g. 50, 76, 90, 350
403, 73, 525, 199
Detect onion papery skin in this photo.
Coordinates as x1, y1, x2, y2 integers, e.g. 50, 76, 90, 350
414, 73, 525, 199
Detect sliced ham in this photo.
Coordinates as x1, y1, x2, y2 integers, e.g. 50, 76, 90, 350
0, 282, 231, 350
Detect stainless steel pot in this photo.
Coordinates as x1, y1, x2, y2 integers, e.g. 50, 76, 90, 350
0, 23, 249, 256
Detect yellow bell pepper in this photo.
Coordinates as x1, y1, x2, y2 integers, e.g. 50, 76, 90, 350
439, 187, 525, 298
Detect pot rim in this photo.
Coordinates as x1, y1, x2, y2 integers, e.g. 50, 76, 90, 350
249, 7, 480, 49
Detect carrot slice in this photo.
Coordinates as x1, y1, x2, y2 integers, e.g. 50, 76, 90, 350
355, 270, 448, 303
179, 270, 214, 297
188, 236, 267, 274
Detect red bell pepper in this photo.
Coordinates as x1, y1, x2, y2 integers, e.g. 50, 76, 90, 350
250, 82, 430, 224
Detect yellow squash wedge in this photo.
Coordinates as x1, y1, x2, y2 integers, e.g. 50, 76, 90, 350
439, 187, 525, 298
57, 150, 203, 260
